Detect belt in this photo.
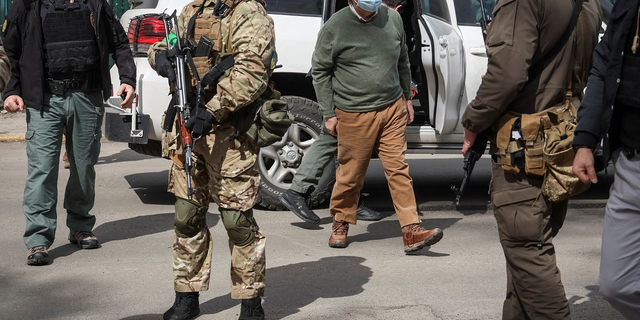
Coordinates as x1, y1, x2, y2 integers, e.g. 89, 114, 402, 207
623, 147, 639, 160
44, 73, 101, 96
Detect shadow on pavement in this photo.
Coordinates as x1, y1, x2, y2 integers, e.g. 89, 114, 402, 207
48, 212, 221, 261
120, 256, 372, 320
97, 148, 156, 165
124, 170, 174, 205
0, 272, 104, 319
569, 285, 625, 319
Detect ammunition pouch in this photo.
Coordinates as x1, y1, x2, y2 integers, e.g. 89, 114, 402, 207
495, 96, 589, 202
245, 99, 293, 147
229, 88, 293, 147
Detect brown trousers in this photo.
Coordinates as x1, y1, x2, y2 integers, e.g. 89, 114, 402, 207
491, 157, 570, 320
331, 96, 421, 227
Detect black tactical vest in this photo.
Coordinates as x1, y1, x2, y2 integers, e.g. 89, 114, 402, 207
617, 7, 640, 149
42, 0, 99, 77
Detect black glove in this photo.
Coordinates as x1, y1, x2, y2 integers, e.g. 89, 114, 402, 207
155, 50, 176, 84
185, 108, 216, 139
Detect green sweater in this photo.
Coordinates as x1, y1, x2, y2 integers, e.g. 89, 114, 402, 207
312, 6, 411, 118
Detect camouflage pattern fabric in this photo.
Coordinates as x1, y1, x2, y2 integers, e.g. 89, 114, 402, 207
173, 226, 213, 292
167, 122, 260, 211
0, 38, 11, 92
148, 0, 276, 118
168, 122, 262, 294
230, 230, 266, 299
149, 0, 273, 296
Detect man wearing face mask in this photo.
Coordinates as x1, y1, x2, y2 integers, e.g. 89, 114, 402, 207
279, 0, 407, 225
311, 0, 443, 252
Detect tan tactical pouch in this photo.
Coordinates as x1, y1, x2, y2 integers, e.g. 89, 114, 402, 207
540, 96, 590, 202
495, 110, 548, 176
495, 93, 589, 202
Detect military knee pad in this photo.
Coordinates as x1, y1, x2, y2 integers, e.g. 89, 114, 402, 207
220, 208, 259, 247
174, 198, 208, 238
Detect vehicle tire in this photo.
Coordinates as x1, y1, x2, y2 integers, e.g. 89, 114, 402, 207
256, 96, 336, 210
128, 140, 163, 157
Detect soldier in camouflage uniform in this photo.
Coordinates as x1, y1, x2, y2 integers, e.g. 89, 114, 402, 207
0, 38, 10, 92
148, 0, 275, 319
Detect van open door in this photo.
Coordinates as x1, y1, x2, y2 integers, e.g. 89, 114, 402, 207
415, 0, 465, 135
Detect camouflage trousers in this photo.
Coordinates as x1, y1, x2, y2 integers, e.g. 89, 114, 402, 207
165, 121, 265, 298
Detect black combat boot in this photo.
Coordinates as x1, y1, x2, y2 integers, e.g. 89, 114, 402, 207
279, 189, 320, 224
238, 297, 265, 320
163, 292, 200, 320
356, 197, 383, 221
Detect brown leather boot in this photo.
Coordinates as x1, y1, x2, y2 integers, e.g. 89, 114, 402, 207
328, 219, 349, 248
402, 224, 443, 253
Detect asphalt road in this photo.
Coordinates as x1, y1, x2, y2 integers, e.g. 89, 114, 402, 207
0, 140, 623, 320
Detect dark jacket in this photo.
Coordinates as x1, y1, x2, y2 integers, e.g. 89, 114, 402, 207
1, 0, 136, 109
461, 0, 602, 134
574, 0, 640, 162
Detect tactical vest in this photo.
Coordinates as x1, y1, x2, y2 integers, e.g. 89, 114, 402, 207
617, 7, 640, 149
184, 0, 239, 93
42, 0, 99, 77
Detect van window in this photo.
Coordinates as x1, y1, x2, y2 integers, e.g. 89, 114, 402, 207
265, 0, 323, 16
454, 0, 496, 26
419, 0, 451, 23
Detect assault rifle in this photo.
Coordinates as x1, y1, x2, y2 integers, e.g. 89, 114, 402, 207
160, 11, 196, 200
451, 0, 492, 206
451, 131, 489, 206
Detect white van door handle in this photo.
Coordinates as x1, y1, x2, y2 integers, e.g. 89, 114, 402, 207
439, 36, 448, 48
470, 46, 487, 57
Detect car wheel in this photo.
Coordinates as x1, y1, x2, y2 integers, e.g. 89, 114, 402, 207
256, 96, 336, 210
128, 140, 162, 157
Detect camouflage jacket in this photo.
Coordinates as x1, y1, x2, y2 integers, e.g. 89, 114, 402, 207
148, 0, 275, 121
0, 38, 10, 93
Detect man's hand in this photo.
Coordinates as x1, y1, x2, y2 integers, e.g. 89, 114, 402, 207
117, 84, 135, 109
572, 147, 598, 184
185, 108, 216, 139
461, 128, 477, 155
155, 50, 176, 83
406, 99, 414, 124
325, 117, 338, 136
4, 95, 24, 113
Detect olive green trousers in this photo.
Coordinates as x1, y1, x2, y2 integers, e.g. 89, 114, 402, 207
22, 90, 104, 249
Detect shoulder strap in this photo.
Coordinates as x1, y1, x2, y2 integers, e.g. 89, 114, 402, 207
527, 0, 584, 82
186, 1, 207, 40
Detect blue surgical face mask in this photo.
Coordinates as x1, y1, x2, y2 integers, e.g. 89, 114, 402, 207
356, 0, 381, 12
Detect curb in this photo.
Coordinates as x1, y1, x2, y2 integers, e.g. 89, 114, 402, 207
0, 134, 25, 142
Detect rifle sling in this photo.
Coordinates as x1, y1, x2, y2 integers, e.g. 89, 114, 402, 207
200, 55, 235, 88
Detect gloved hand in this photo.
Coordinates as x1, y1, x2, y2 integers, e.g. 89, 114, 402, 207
155, 50, 176, 84
185, 108, 216, 139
